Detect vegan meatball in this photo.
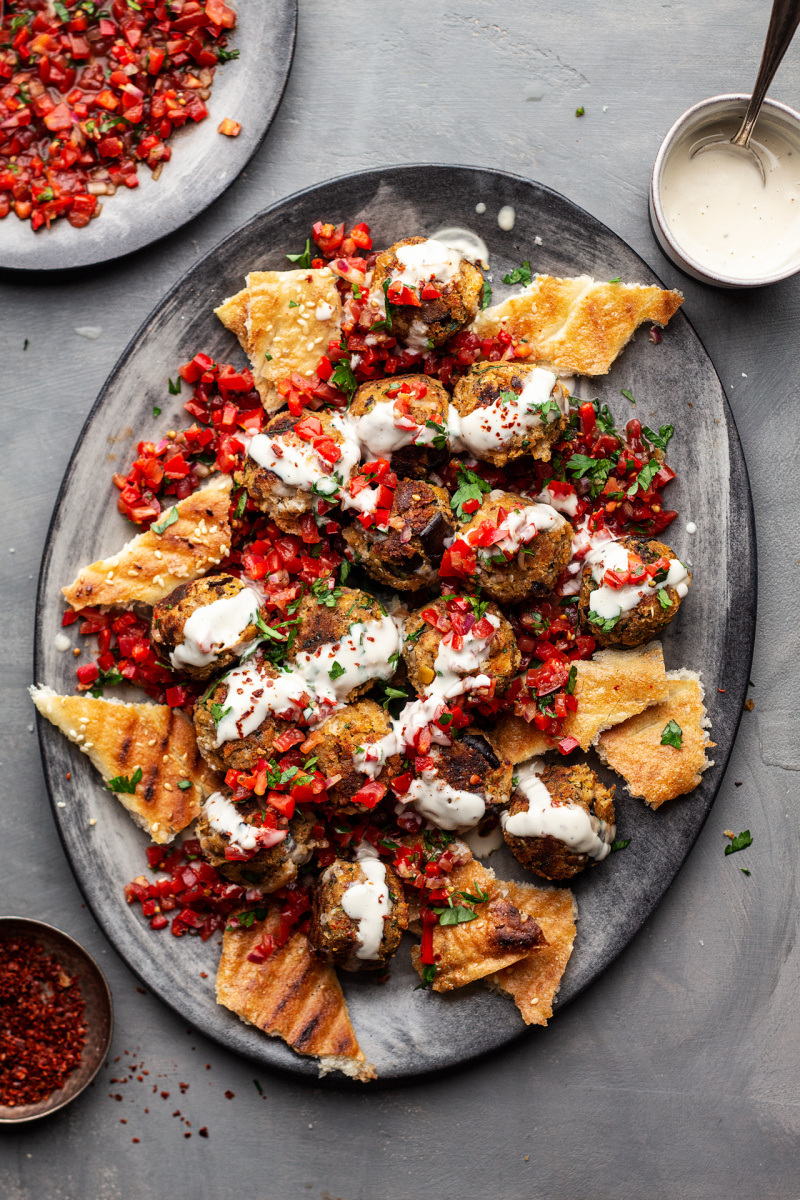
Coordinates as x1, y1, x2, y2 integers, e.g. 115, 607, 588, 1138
342, 479, 454, 592
371, 236, 484, 350
349, 374, 450, 478
403, 595, 520, 701
236, 407, 358, 536
151, 574, 265, 679
395, 731, 513, 832
289, 587, 401, 702
309, 855, 409, 971
456, 490, 573, 604
578, 536, 691, 648
502, 760, 616, 881
197, 790, 316, 890
451, 363, 569, 467
312, 699, 394, 811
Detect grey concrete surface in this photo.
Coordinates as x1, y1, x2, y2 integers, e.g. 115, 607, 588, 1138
1, 1, 798, 1197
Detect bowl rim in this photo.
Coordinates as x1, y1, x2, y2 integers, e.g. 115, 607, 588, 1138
650, 91, 800, 288
0, 915, 113, 1124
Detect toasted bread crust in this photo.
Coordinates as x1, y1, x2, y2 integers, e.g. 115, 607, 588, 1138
474, 274, 683, 375
486, 880, 577, 1025
30, 685, 216, 842
62, 476, 233, 611
216, 913, 376, 1080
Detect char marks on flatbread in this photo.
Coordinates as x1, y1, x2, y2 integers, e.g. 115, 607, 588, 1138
596, 669, 715, 809
488, 641, 670, 761
410, 857, 547, 991
486, 880, 577, 1025
30, 686, 216, 842
216, 914, 376, 1080
62, 475, 233, 611
215, 269, 343, 413
474, 274, 683, 375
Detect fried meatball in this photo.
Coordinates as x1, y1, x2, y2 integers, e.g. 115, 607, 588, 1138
235, 407, 356, 536
342, 479, 454, 592
151, 574, 264, 680
197, 791, 316, 890
289, 587, 399, 701
309, 856, 408, 971
451, 363, 569, 466
313, 700, 394, 811
457, 490, 573, 604
397, 731, 513, 831
372, 236, 484, 350
193, 659, 297, 774
502, 761, 616, 881
349, 374, 450, 478
403, 596, 520, 700
578, 536, 691, 648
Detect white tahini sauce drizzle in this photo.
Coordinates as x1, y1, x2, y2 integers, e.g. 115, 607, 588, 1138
686, 521, 697, 534
341, 843, 391, 960
214, 663, 322, 746
244, 417, 361, 502
391, 238, 464, 289
351, 397, 444, 461
170, 586, 261, 670
451, 369, 565, 458
428, 614, 500, 700
497, 205, 516, 231
538, 482, 580, 518
204, 791, 287, 852
315, 301, 335, 321
352, 742, 387, 780
54, 632, 71, 652
293, 614, 401, 704
405, 772, 486, 831
463, 821, 505, 858
500, 761, 614, 860
464, 497, 565, 563
586, 542, 690, 621
429, 225, 489, 268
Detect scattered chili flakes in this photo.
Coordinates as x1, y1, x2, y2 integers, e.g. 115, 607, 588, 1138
199, 1126, 209, 1138
0, 936, 87, 1107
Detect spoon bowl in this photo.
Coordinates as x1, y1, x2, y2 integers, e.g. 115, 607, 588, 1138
691, 136, 767, 184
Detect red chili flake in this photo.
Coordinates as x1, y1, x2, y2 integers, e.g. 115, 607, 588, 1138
184, 1132, 192, 1139
0, 937, 87, 1107
199, 1127, 209, 1138
224, 1090, 235, 1099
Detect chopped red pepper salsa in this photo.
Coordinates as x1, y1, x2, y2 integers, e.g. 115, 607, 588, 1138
0, 0, 237, 230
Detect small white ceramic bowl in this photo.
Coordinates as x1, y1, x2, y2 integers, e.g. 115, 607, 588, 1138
650, 93, 800, 288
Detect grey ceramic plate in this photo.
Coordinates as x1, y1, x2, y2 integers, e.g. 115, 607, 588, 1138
34, 165, 756, 1081
0, 0, 296, 272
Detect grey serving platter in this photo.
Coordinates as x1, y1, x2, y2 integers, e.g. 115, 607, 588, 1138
0, 0, 296, 272
33, 164, 756, 1082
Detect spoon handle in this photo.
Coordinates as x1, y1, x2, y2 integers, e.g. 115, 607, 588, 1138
734, 0, 800, 147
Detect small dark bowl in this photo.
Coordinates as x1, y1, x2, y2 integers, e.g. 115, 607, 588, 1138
0, 917, 113, 1124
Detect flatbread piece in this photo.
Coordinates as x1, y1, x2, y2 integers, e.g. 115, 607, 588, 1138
216, 914, 376, 1081
486, 880, 577, 1025
30, 686, 216, 842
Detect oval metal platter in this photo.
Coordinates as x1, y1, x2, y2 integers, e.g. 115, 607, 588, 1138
0, 0, 296, 272
34, 165, 756, 1080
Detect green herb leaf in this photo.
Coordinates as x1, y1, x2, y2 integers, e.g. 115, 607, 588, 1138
168, 376, 182, 395
459, 885, 489, 905
587, 610, 620, 633
725, 830, 753, 856
611, 838, 631, 852
566, 665, 577, 695
88, 666, 125, 698
253, 1078, 263, 1095
177, 780, 193, 791
502, 260, 532, 287
660, 719, 682, 749
288, 300, 299, 308
52, 0, 70, 20
575, 105, 585, 117
608, 275, 621, 283
621, 387, 636, 406
235, 488, 248, 519
216, 45, 240, 62
151, 506, 179, 535
481, 280, 492, 309
285, 238, 312, 268
381, 685, 410, 711
657, 587, 673, 610
434, 905, 479, 926
330, 358, 358, 400
741, 868, 751, 876
339, 560, 351, 585
107, 766, 142, 794
329, 661, 346, 680
451, 465, 490, 521
152, 405, 162, 418
627, 457, 660, 498
414, 963, 437, 989
210, 703, 232, 725
254, 612, 287, 641
566, 453, 614, 497
642, 423, 674, 452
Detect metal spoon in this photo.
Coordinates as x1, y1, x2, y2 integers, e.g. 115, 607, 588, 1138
692, 0, 800, 183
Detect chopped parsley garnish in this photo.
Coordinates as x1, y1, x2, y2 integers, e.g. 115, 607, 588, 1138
451, 466, 490, 521
566, 453, 614, 497
575, 105, 585, 117
657, 588, 673, 609
481, 280, 493, 309
415, 964, 438, 989
725, 830, 753, 856
254, 612, 287, 641
459, 885, 489, 905
328, 661, 346, 680
210, 703, 232, 725
611, 838, 631, 852
88, 666, 125, 698
380, 684, 410, 712
216, 46, 240, 62
370, 280, 395, 333
339, 560, 351, 585
330, 358, 358, 400
388, 650, 400, 669
423, 419, 448, 450
465, 593, 490, 621
168, 376, 182, 395
608, 275, 621, 283
642, 423, 674, 452
285, 238, 312, 268
151, 506, 179, 535
660, 719, 682, 749
288, 300, 299, 308
311, 578, 343, 607
621, 387, 636, 406
229, 907, 268, 930
566, 665, 578, 695
107, 766, 142, 794
152, 406, 162, 418
627, 458, 660, 498
52, 0, 70, 20
587, 610, 620, 633
253, 1079, 263, 1095
502, 260, 532, 286
235, 488, 248, 519
434, 905, 479, 926
177, 780, 193, 790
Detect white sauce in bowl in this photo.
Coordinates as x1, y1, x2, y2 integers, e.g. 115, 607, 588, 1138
661, 117, 800, 280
